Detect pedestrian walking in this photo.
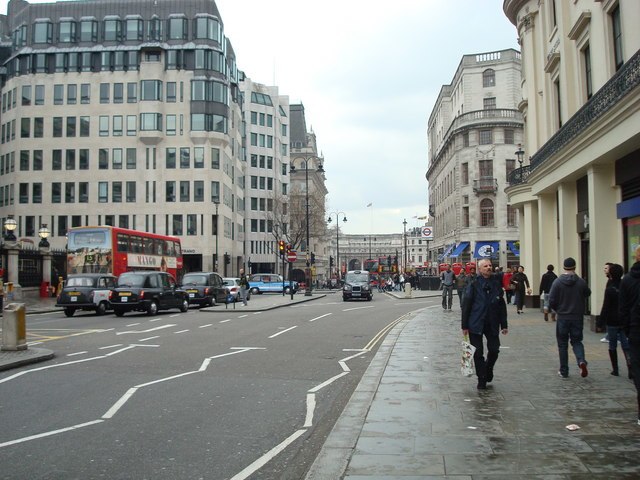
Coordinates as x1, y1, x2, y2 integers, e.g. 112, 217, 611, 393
456, 270, 467, 307
548, 257, 591, 378
600, 263, 615, 342
440, 264, 456, 310
539, 264, 558, 321
619, 245, 640, 424
461, 258, 508, 390
600, 263, 632, 377
510, 265, 531, 314
502, 267, 514, 305
238, 268, 250, 306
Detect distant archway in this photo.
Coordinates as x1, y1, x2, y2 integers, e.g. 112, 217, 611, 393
348, 259, 361, 271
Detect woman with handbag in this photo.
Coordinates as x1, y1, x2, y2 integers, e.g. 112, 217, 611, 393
510, 265, 531, 314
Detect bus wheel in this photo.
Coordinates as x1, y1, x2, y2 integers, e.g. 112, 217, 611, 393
179, 298, 189, 312
64, 307, 76, 317
114, 308, 126, 317
146, 301, 158, 316
95, 302, 107, 316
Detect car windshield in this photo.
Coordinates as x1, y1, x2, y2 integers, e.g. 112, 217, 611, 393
117, 273, 146, 287
346, 273, 369, 283
66, 276, 96, 287
182, 275, 207, 286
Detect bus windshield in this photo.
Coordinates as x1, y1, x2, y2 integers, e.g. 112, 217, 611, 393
68, 229, 111, 250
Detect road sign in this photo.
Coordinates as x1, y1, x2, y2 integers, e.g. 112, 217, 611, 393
421, 226, 433, 239
286, 251, 297, 262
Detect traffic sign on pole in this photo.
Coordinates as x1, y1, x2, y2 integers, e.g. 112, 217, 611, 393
286, 251, 297, 263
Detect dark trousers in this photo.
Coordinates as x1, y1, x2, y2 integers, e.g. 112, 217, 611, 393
469, 331, 500, 380
628, 327, 640, 417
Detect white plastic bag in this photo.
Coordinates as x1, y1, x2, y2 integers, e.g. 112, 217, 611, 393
461, 334, 476, 377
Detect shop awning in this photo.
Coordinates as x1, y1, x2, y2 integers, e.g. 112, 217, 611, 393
473, 241, 499, 259
449, 242, 470, 258
507, 240, 520, 257
438, 244, 455, 261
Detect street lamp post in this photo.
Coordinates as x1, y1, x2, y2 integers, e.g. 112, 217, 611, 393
213, 198, 220, 271
515, 144, 525, 168
291, 157, 324, 296
328, 212, 347, 281
403, 219, 407, 273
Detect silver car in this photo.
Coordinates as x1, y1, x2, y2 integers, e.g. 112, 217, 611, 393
222, 278, 251, 302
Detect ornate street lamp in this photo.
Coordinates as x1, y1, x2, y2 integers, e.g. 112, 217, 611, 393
291, 156, 324, 296
4, 215, 17, 242
515, 144, 525, 168
38, 224, 50, 248
328, 212, 347, 281
403, 219, 408, 273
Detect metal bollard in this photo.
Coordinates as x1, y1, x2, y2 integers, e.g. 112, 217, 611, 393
2, 303, 27, 351
404, 282, 413, 298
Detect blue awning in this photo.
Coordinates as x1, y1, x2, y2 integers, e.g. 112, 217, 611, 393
473, 241, 499, 259
438, 244, 455, 261
450, 242, 470, 258
507, 240, 520, 257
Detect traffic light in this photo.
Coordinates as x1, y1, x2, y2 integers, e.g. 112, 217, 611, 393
247, 260, 252, 271
286, 243, 292, 253
394, 255, 398, 265
311, 252, 316, 265
387, 255, 391, 267
329, 256, 334, 267
278, 240, 285, 256
224, 253, 231, 265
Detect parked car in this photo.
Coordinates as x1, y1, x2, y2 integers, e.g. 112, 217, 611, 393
222, 278, 251, 302
180, 271, 227, 307
55, 273, 117, 317
249, 273, 298, 294
343, 270, 373, 301
109, 271, 189, 316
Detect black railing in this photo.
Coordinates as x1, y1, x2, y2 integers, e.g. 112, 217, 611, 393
525, 49, 640, 178
473, 177, 498, 194
508, 165, 531, 186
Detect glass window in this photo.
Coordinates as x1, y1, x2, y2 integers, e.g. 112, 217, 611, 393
166, 115, 176, 136
21, 85, 31, 106
65, 182, 75, 203
113, 83, 124, 103
180, 147, 190, 168
168, 18, 187, 40
79, 182, 89, 203
611, 5, 623, 71
166, 181, 176, 202
52, 183, 62, 203
504, 129, 514, 144
126, 181, 136, 202
180, 181, 189, 202
482, 69, 495, 87
126, 19, 143, 41
19, 118, 30, 138
99, 149, 109, 169
80, 84, 90, 104
480, 198, 494, 227
35, 85, 45, 105
52, 150, 62, 170
33, 150, 43, 170
59, 21, 76, 43
127, 82, 137, 103
103, 19, 122, 41
166, 82, 176, 102
66, 117, 76, 137
66, 149, 76, 170
479, 129, 492, 145
34, 118, 44, 138
80, 116, 90, 137
140, 113, 162, 131
147, 17, 162, 41
194, 147, 204, 168
166, 148, 176, 168
80, 20, 98, 42
32, 184, 42, 204
113, 116, 123, 136
100, 83, 109, 103
20, 151, 29, 171
112, 182, 122, 203
126, 148, 136, 169
98, 182, 108, 202
33, 22, 53, 44
54, 84, 64, 105
141, 80, 162, 101
194, 180, 204, 202
483, 97, 496, 109
112, 149, 123, 169
79, 149, 89, 170
99, 116, 109, 136
127, 115, 136, 136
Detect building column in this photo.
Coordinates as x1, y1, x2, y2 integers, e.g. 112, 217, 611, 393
522, 200, 540, 290
538, 191, 558, 273
588, 164, 621, 314
557, 181, 579, 262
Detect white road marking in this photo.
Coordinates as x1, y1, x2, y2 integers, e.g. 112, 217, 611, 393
27, 342, 43, 346
174, 329, 189, 334
169, 314, 181, 318
0, 420, 104, 448
116, 324, 175, 335
238, 315, 248, 318
304, 394, 315, 428
126, 323, 140, 327
99, 344, 123, 350
308, 313, 332, 322
102, 388, 137, 419
138, 336, 160, 342
149, 318, 162, 322
199, 324, 213, 328
220, 319, 231, 323
229, 429, 307, 480
338, 350, 368, 372
342, 305, 376, 312
308, 372, 349, 393
268, 326, 297, 339
66, 351, 87, 357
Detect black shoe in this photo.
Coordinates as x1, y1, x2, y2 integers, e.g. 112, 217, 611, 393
486, 369, 494, 383
477, 379, 487, 390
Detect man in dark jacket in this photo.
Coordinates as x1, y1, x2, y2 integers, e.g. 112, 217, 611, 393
548, 257, 591, 378
539, 264, 558, 321
461, 258, 508, 390
619, 245, 640, 424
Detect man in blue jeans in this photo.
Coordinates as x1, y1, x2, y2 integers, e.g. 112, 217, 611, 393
548, 257, 591, 378
441, 264, 456, 310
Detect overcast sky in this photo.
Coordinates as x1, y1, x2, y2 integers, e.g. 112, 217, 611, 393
0, 0, 519, 236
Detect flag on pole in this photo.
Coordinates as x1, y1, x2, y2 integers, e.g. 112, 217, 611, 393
366, 203, 372, 207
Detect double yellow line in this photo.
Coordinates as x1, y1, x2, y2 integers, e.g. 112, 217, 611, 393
363, 313, 410, 351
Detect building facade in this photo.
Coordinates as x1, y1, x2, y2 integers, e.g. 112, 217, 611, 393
503, 0, 640, 313
427, 49, 524, 269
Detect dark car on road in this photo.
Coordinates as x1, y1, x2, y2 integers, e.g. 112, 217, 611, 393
109, 271, 189, 316
55, 273, 117, 317
180, 271, 227, 307
343, 270, 373, 301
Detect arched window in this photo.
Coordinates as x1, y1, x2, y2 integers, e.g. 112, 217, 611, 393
480, 198, 494, 226
483, 69, 495, 87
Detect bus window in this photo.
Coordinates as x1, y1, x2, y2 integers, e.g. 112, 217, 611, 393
173, 241, 181, 256
143, 237, 154, 254
164, 240, 175, 256
117, 233, 129, 252
131, 236, 143, 253
154, 239, 163, 256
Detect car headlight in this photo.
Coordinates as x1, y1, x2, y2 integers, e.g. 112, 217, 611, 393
363, 285, 370, 290
344, 284, 352, 291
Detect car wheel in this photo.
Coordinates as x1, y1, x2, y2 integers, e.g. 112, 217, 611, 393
250, 287, 260, 295
179, 298, 189, 312
95, 302, 107, 316
343, 297, 348, 302
367, 295, 372, 301
284, 287, 291, 294
209, 297, 216, 307
146, 301, 158, 316
114, 308, 126, 317
64, 307, 76, 317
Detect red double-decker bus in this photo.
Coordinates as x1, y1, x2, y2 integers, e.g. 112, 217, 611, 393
66, 226, 183, 279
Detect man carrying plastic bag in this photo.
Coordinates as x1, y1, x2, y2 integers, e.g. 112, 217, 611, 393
461, 258, 509, 389
461, 333, 476, 377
